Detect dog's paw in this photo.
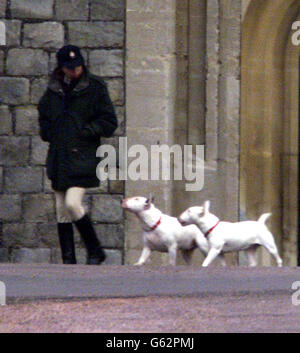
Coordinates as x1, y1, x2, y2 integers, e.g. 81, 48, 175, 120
133, 262, 143, 266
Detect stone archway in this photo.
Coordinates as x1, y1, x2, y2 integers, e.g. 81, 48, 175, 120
241, 0, 300, 265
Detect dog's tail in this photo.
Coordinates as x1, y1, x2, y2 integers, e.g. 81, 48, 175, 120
258, 213, 271, 224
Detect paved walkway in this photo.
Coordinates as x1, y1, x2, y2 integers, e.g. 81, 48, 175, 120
0, 264, 299, 302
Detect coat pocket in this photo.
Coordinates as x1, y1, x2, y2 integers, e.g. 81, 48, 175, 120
68, 145, 99, 177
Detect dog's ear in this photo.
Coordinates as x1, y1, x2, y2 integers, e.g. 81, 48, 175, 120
144, 195, 153, 209
198, 206, 204, 217
146, 194, 154, 204
203, 201, 210, 214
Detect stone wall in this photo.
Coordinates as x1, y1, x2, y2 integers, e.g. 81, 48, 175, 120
125, 0, 178, 265
0, 0, 125, 264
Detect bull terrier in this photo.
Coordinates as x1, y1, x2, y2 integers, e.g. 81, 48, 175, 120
122, 196, 226, 266
178, 200, 283, 267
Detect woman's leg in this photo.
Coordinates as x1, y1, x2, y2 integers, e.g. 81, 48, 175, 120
54, 190, 76, 264
64, 187, 86, 221
65, 187, 106, 265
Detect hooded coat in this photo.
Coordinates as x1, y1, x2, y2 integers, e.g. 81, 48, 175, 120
38, 69, 118, 191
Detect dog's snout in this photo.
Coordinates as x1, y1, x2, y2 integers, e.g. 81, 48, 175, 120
178, 217, 186, 226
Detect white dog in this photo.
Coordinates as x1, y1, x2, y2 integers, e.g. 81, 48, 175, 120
122, 196, 226, 266
178, 200, 283, 267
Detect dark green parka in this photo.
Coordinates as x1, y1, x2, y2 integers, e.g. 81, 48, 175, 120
38, 69, 118, 191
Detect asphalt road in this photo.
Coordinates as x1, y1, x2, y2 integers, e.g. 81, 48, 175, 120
0, 264, 299, 300
0, 264, 300, 333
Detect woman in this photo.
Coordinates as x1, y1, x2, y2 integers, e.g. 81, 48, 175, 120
38, 45, 118, 265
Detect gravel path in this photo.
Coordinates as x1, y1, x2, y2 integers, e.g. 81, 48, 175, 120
1, 293, 299, 333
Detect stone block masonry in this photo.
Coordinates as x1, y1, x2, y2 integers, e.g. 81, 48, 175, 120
0, 0, 125, 264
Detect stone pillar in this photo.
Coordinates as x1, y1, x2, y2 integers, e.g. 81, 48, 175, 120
204, 0, 242, 222
218, 0, 241, 222
202, 0, 242, 265
218, 0, 241, 265
172, 0, 210, 266
206, 0, 219, 164
125, 0, 177, 264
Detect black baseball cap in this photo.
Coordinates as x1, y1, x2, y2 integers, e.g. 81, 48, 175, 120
56, 45, 85, 69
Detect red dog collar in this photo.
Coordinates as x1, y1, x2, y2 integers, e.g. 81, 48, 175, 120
204, 221, 220, 238
150, 217, 161, 231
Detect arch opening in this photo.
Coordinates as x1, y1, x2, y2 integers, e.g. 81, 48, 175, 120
241, 0, 300, 265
